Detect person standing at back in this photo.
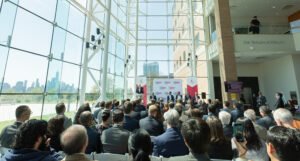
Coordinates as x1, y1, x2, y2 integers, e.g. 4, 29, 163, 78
274, 92, 285, 109
0, 105, 31, 148
249, 16, 260, 34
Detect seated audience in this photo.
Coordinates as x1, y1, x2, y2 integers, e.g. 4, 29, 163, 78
206, 116, 233, 160
128, 129, 152, 161
73, 103, 91, 124
80, 111, 102, 154
112, 100, 120, 111
0, 105, 31, 148
93, 101, 105, 123
97, 110, 111, 135
135, 99, 146, 112
155, 104, 165, 122
60, 125, 92, 161
203, 104, 217, 121
218, 111, 233, 140
273, 108, 295, 129
97, 101, 113, 124
266, 126, 300, 161
123, 101, 139, 132
221, 101, 231, 113
230, 102, 244, 123
130, 101, 141, 121
139, 105, 164, 136
47, 115, 65, 152
256, 106, 275, 130
244, 109, 267, 140
232, 117, 269, 161
55, 103, 72, 129
1, 119, 63, 161
101, 109, 130, 154
190, 108, 204, 122
286, 105, 300, 129
164, 102, 175, 118
168, 119, 211, 161
153, 109, 189, 158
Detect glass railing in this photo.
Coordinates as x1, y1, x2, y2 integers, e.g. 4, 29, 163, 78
233, 25, 290, 35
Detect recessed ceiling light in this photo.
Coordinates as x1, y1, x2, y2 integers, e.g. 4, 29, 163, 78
272, 6, 276, 9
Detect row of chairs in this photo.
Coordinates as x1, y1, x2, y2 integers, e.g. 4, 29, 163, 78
0, 146, 230, 161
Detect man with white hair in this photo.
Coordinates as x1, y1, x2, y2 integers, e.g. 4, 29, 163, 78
244, 109, 267, 140
153, 109, 189, 158
273, 108, 295, 129
218, 111, 233, 140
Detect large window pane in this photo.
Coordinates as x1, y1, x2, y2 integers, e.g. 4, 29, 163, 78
67, 5, 85, 37
147, 46, 168, 60
60, 62, 80, 93
64, 33, 83, 64
11, 8, 53, 55
18, 0, 56, 21
51, 27, 67, 60
46, 60, 62, 93
3, 49, 48, 93
55, 0, 70, 29
0, 1, 18, 45
0, 46, 9, 90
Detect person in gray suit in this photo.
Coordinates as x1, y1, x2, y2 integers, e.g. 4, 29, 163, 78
244, 109, 267, 140
0, 105, 31, 148
55, 103, 72, 129
101, 109, 130, 154
168, 119, 211, 161
256, 106, 275, 130
139, 105, 164, 136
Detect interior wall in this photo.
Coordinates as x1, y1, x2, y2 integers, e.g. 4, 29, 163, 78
293, 32, 300, 51
213, 55, 300, 109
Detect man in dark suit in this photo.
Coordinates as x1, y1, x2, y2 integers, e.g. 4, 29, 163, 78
184, 93, 191, 104
221, 101, 231, 113
135, 99, 146, 112
167, 91, 175, 103
219, 111, 233, 140
153, 109, 189, 157
256, 106, 275, 130
202, 104, 217, 121
150, 92, 157, 102
136, 84, 144, 99
55, 102, 72, 129
130, 101, 141, 121
123, 102, 139, 132
175, 92, 183, 102
102, 110, 130, 154
274, 92, 285, 109
80, 111, 102, 154
256, 91, 266, 107
168, 119, 211, 161
139, 105, 164, 136
230, 102, 244, 123
0, 105, 31, 148
193, 92, 200, 104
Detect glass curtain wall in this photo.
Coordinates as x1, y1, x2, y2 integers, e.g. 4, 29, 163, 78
0, 0, 128, 129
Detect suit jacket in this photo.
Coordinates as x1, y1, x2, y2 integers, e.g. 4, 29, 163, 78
136, 87, 144, 94
274, 98, 285, 109
123, 115, 139, 132
184, 95, 191, 102
223, 124, 233, 140
167, 95, 175, 102
136, 104, 146, 112
253, 122, 267, 141
256, 96, 266, 107
0, 121, 23, 148
168, 152, 210, 161
1, 148, 63, 161
84, 125, 102, 154
175, 95, 183, 101
193, 96, 200, 103
101, 124, 130, 154
139, 116, 164, 136
130, 110, 141, 121
62, 153, 95, 161
150, 95, 157, 101
221, 107, 231, 114
153, 127, 189, 158
256, 115, 275, 130
230, 108, 244, 123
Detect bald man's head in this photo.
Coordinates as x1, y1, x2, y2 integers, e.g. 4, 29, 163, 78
80, 111, 92, 126
61, 125, 88, 155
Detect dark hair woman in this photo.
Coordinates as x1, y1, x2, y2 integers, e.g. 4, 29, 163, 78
128, 129, 152, 161
47, 115, 65, 151
206, 116, 233, 160
233, 117, 269, 161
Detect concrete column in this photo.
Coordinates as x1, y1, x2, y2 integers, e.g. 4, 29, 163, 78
214, 0, 238, 102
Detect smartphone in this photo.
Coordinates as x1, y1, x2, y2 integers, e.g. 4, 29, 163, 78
233, 122, 244, 142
